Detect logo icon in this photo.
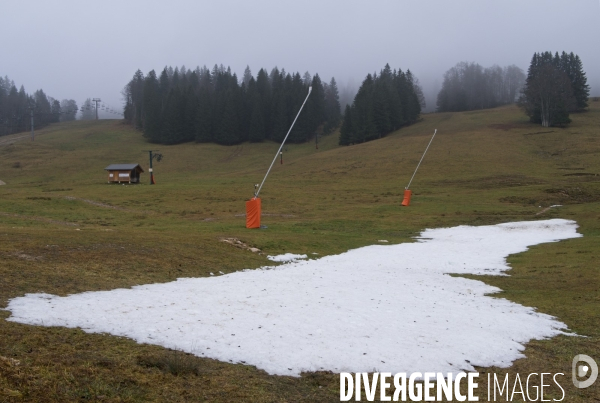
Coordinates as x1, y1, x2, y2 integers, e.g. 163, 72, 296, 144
572, 354, 598, 388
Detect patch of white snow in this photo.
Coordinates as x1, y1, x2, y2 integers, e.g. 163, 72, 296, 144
267, 253, 308, 262
5, 219, 581, 376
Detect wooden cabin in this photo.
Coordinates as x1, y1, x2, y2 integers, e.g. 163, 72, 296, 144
104, 164, 144, 184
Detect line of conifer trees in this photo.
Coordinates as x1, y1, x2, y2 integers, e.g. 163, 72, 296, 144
0, 75, 77, 137
436, 62, 526, 112
519, 51, 590, 127
122, 65, 341, 145
339, 64, 422, 145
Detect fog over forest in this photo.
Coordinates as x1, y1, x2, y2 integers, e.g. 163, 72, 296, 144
2, 0, 599, 118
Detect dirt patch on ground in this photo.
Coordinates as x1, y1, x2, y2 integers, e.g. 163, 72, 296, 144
42, 188, 72, 192
64, 196, 152, 214
543, 187, 600, 203
500, 186, 600, 207
488, 123, 519, 131
234, 213, 296, 218
10, 251, 44, 261
0, 212, 78, 227
0, 180, 5, 185
499, 196, 539, 206
534, 205, 563, 216
0, 134, 30, 147
436, 175, 545, 189
0, 356, 20, 367
220, 145, 245, 163
522, 130, 555, 136
64, 196, 124, 210
219, 237, 262, 254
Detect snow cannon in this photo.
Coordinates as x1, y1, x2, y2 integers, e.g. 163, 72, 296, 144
246, 87, 312, 229
401, 189, 412, 206
401, 129, 437, 207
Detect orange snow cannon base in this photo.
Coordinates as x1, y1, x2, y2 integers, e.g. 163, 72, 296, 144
246, 198, 261, 228
401, 189, 412, 206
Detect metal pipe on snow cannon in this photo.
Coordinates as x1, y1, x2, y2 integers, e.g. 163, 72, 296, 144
402, 129, 437, 206
246, 86, 312, 229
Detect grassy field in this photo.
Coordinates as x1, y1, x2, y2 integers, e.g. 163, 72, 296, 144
0, 101, 599, 402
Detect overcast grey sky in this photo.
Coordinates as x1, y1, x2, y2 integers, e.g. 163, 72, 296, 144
2, 0, 599, 115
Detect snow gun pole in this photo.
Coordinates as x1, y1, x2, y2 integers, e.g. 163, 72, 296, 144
254, 86, 312, 199
402, 129, 437, 206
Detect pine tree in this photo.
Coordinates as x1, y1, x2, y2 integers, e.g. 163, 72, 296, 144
338, 65, 421, 145
372, 66, 393, 137
198, 66, 212, 89
182, 88, 198, 142
387, 69, 404, 130
172, 68, 180, 89
60, 99, 78, 121
339, 105, 353, 145
404, 70, 421, 121
195, 87, 213, 142
50, 99, 61, 123
412, 76, 426, 110
142, 71, 162, 141
242, 65, 253, 87
269, 69, 288, 142
34, 89, 52, 126
302, 72, 312, 85
80, 98, 96, 121
255, 69, 272, 139
310, 74, 326, 124
563, 52, 590, 111
132, 70, 145, 128
323, 77, 341, 134
248, 94, 265, 142
351, 73, 376, 143
159, 67, 170, 101
520, 52, 575, 127
214, 89, 240, 145
161, 88, 185, 144
270, 91, 288, 142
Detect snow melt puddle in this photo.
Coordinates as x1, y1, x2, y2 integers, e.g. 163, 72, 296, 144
267, 253, 308, 262
5, 219, 581, 376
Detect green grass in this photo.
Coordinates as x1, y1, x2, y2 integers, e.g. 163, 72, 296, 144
1, 103, 599, 401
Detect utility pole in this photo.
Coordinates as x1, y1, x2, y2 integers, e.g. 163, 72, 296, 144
143, 150, 163, 184
25, 101, 35, 141
92, 98, 102, 120
149, 150, 155, 184
30, 108, 34, 141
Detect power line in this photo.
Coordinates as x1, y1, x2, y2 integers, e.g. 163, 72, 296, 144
0, 108, 80, 138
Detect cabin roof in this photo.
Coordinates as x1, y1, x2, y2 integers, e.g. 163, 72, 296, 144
104, 164, 144, 172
